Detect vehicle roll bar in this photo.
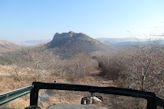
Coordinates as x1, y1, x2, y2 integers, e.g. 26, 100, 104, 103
30, 82, 164, 109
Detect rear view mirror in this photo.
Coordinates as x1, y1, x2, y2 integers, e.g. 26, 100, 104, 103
81, 96, 103, 105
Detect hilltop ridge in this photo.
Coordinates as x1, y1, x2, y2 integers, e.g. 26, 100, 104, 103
45, 31, 110, 57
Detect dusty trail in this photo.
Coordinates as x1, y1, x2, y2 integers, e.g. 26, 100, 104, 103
88, 70, 115, 87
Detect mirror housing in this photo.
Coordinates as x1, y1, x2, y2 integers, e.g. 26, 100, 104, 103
81, 96, 103, 105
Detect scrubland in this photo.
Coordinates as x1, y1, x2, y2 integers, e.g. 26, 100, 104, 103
0, 43, 163, 109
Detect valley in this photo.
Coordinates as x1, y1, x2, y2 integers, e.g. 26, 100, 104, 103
0, 32, 163, 109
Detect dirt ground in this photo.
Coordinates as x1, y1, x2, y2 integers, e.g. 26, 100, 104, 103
0, 65, 115, 109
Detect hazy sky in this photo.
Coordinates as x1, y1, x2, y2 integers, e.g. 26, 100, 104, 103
0, 0, 164, 41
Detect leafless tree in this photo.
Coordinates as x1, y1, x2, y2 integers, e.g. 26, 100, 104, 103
124, 42, 164, 96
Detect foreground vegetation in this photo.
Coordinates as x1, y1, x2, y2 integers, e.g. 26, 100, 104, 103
0, 42, 163, 109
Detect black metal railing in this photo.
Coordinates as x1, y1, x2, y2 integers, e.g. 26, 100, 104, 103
0, 82, 164, 109
30, 82, 164, 109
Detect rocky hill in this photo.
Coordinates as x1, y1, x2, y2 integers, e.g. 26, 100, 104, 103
45, 31, 110, 57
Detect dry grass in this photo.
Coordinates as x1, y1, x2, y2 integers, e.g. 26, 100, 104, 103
0, 63, 114, 109
0, 44, 163, 109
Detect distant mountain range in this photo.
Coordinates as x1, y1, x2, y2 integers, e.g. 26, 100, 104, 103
19, 37, 164, 48
1, 32, 163, 56
97, 38, 164, 47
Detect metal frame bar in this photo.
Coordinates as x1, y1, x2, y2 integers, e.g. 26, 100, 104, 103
0, 91, 30, 106
30, 82, 164, 109
0, 86, 32, 106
